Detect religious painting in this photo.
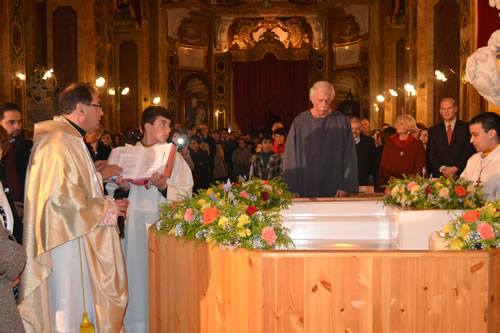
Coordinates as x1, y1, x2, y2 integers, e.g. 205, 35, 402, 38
177, 44, 208, 72
184, 78, 209, 131
332, 41, 361, 69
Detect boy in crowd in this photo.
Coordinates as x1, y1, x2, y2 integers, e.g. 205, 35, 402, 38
251, 134, 283, 180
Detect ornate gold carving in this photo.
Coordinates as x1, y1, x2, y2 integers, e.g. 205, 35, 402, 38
231, 30, 310, 62
230, 18, 311, 62
231, 17, 310, 50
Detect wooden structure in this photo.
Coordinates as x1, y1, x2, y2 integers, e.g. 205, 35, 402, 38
149, 232, 500, 332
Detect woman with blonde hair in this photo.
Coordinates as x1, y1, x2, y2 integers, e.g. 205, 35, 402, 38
376, 114, 427, 192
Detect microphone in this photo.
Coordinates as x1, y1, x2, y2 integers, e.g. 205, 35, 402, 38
113, 188, 128, 239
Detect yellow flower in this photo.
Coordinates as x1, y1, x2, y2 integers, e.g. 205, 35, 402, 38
446, 178, 452, 186
391, 187, 399, 197
202, 203, 212, 210
215, 193, 221, 199
456, 223, 470, 239
197, 199, 207, 206
237, 214, 250, 227
168, 228, 175, 235
237, 228, 251, 238
450, 238, 464, 250
174, 212, 183, 219
435, 182, 443, 189
441, 224, 452, 234
206, 188, 215, 195
401, 194, 408, 203
218, 216, 229, 227
438, 188, 449, 197
399, 187, 405, 194
464, 199, 474, 208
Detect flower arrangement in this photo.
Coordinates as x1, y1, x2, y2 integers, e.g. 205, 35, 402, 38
156, 177, 294, 250
382, 175, 485, 209
438, 201, 500, 250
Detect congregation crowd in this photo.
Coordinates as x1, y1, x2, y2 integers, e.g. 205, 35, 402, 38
0, 80, 499, 332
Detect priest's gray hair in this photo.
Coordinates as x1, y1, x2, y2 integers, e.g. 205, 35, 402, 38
309, 81, 335, 102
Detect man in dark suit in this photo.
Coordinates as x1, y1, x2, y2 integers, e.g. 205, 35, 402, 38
350, 116, 375, 185
427, 98, 475, 178
0, 102, 32, 226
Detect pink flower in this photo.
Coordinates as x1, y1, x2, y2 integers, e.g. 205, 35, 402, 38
455, 185, 467, 197
263, 184, 273, 192
384, 187, 390, 195
262, 226, 277, 246
477, 222, 495, 240
462, 210, 480, 223
239, 191, 249, 199
183, 208, 193, 222
407, 182, 417, 190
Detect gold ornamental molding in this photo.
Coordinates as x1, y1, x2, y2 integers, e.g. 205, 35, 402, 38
230, 17, 311, 62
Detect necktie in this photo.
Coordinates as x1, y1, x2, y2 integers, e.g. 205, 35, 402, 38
447, 125, 452, 145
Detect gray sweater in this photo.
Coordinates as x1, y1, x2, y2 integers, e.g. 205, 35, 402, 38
0, 225, 26, 333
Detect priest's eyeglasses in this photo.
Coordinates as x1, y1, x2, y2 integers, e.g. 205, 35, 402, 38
86, 103, 103, 110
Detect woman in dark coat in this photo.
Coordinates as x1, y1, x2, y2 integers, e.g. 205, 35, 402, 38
376, 114, 427, 192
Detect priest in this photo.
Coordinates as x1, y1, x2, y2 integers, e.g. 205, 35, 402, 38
18, 82, 129, 332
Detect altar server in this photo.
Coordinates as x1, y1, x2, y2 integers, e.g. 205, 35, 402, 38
112, 106, 193, 333
18, 82, 129, 332
461, 112, 500, 200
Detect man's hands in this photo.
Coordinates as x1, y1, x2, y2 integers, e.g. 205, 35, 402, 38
334, 189, 349, 197
115, 198, 129, 218
150, 172, 167, 191
95, 160, 123, 181
441, 166, 459, 179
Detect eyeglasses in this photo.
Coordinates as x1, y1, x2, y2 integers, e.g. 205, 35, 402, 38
86, 103, 103, 110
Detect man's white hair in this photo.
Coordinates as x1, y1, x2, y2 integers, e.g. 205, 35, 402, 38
309, 81, 335, 102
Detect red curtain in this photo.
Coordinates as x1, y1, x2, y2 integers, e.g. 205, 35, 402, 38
232, 53, 310, 133
477, 1, 500, 48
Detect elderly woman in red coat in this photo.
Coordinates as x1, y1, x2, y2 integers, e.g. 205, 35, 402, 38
376, 114, 427, 192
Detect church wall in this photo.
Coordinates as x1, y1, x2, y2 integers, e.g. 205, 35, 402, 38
0, 0, 27, 126
2, 0, 495, 133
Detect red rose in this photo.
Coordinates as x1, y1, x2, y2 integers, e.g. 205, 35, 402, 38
462, 210, 480, 223
246, 206, 258, 216
454, 185, 467, 197
261, 191, 269, 201
202, 206, 221, 224
425, 186, 431, 195
384, 187, 390, 195
233, 182, 242, 186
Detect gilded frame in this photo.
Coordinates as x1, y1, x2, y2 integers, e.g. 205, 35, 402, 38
177, 44, 208, 72
332, 40, 361, 70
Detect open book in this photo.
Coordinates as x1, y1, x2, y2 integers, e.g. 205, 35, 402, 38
107, 143, 177, 182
